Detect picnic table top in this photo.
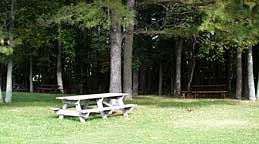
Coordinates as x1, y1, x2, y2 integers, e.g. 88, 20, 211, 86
56, 93, 128, 101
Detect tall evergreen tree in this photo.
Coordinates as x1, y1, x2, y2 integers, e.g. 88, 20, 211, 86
5, 0, 16, 103
57, 27, 64, 94
248, 46, 256, 100
109, 8, 122, 93
236, 48, 242, 99
0, 67, 2, 103
175, 38, 183, 96
123, 0, 135, 99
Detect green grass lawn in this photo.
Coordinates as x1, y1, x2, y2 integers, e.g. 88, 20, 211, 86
0, 92, 259, 144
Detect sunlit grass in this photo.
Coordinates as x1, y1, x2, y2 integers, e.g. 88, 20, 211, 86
0, 93, 259, 144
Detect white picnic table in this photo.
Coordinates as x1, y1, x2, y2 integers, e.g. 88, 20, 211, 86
52, 93, 136, 122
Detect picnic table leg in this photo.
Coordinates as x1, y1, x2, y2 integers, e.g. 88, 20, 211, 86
96, 98, 107, 119
59, 103, 68, 120
117, 96, 128, 116
75, 100, 85, 123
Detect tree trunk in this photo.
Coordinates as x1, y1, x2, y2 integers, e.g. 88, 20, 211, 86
139, 66, 146, 94
242, 53, 249, 99
80, 82, 84, 94
257, 79, 259, 99
187, 59, 195, 93
236, 48, 242, 99
5, 60, 13, 103
175, 39, 183, 97
5, 0, 15, 103
109, 10, 122, 93
57, 40, 64, 93
227, 50, 233, 96
170, 67, 175, 96
79, 66, 84, 94
29, 56, 33, 92
158, 64, 163, 96
256, 54, 259, 99
132, 69, 139, 96
0, 67, 3, 103
147, 68, 153, 94
247, 47, 256, 101
123, 0, 135, 100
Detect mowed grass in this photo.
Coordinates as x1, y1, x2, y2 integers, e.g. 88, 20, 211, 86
0, 93, 259, 144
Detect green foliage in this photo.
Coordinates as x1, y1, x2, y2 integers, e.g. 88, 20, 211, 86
163, 3, 203, 38
59, 29, 76, 66
132, 56, 141, 70
51, 2, 107, 29
0, 46, 13, 56
164, 27, 199, 38
199, 0, 259, 49
101, 0, 134, 27
244, 0, 257, 10
198, 40, 225, 62
0, 20, 12, 57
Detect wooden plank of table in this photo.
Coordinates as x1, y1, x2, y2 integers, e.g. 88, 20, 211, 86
56, 93, 128, 100
57, 109, 81, 117
192, 84, 227, 87
80, 107, 113, 113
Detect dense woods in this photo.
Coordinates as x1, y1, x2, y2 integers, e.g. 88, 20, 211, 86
1, 0, 259, 103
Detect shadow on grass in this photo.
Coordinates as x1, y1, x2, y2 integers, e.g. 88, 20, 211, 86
48, 113, 124, 123
0, 93, 239, 109
13, 92, 62, 101
0, 92, 64, 107
48, 115, 83, 123
128, 95, 238, 109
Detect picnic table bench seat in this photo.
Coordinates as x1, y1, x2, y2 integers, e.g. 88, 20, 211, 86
51, 104, 137, 119
57, 109, 81, 117
13, 84, 28, 92
102, 103, 136, 112
56, 108, 113, 118
51, 107, 111, 117
182, 84, 228, 99
36, 84, 59, 93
